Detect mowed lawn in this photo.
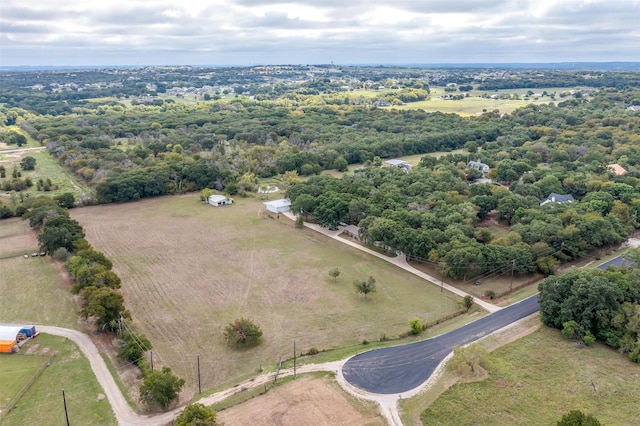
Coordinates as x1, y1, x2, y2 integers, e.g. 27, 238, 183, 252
0, 218, 78, 328
0, 334, 116, 426
418, 326, 640, 425
71, 195, 461, 396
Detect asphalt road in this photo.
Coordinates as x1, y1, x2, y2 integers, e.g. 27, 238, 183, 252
342, 294, 540, 394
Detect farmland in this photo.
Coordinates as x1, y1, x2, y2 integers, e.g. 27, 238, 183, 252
71, 194, 462, 397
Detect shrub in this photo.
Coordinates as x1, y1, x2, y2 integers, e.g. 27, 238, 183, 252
409, 318, 423, 335
484, 290, 496, 299
307, 347, 319, 355
224, 318, 263, 347
52, 247, 70, 261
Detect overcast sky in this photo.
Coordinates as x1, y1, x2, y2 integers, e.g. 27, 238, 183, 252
1, 0, 639, 66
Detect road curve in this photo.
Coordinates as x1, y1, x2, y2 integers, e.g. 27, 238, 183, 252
37, 326, 182, 425
342, 294, 539, 394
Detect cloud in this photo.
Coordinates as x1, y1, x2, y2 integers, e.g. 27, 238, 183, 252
0, 0, 638, 65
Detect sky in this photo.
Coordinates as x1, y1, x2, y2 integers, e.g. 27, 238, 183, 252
1, 0, 639, 67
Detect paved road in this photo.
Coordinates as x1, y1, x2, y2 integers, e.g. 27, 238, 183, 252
343, 294, 539, 394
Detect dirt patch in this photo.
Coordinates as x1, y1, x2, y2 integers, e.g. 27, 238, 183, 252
25, 343, 40, 354
217, 375, 384, 426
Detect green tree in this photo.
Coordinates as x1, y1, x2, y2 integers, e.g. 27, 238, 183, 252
54, 192, 76, 209
328, 267, 341, 282
200, 188, 214, 202
38, 215, 85, 254
461, 295, 474, 312
561, 320, 595, 346
557, 410, 602, 426
80, 286, 129, 332
118, 330, 152, 364
224, 318, 263, 347
20, 156, 36, 170
332, 156, 348, 172
447, 344, 487, 376
139, 367, 185, 410
409, 318, 423, 335
354, 276, 376, 298
175, 403, 219, 426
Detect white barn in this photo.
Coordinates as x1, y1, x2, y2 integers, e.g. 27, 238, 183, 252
264, 199, 291, 214
208, 194, 233, 207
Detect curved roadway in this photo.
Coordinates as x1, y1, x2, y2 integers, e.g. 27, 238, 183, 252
343, 294, 539, 394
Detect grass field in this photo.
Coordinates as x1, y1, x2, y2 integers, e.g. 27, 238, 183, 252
0, 353, 47, 403
415, 326, 640, 425
0, 218, 78, 328
0, 148, 92, 203
0, 334, 116, 426
70, 194, 461, 397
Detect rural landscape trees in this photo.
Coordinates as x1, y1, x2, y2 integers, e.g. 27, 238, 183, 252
224, 318, 263, 347
354, 276, 376, 298
3, 64, 640, 423
175, 403, 219, 426
539, 267, 640, 361
139, 367, 185, 410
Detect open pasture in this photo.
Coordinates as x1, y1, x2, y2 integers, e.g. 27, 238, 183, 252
0, 218, 78, 328
71, 195, 461, 396
416, 326, 640, 425
0, 334, 116, 426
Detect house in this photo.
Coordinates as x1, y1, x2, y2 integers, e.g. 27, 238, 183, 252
608, 163, 627, 176
342, 225, 360, 240
208, 194, 233, 207
264, 199, 291, 214
540, 193, 575, 206
383, 159, 412, 171
373, 99, 391, 107
467, 159, 490, 175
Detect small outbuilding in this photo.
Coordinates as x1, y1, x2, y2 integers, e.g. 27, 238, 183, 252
0, 325, 30, 353
608, 163, 627, 176
208, 194, 233, 207
264, 199, 291, 214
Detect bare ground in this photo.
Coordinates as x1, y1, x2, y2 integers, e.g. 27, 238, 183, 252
217, 374, 385, 426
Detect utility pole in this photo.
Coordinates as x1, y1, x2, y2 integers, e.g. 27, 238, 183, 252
197, 355, 201, 394
293, 340, 296, 377
510, 259, 516, 292
118, 312, 123, 336
62, 389, 70, 426
150, 351, 154, 372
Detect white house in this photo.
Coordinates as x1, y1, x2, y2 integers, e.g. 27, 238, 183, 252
264, 199, 291, 214
208, 194, 233, 207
